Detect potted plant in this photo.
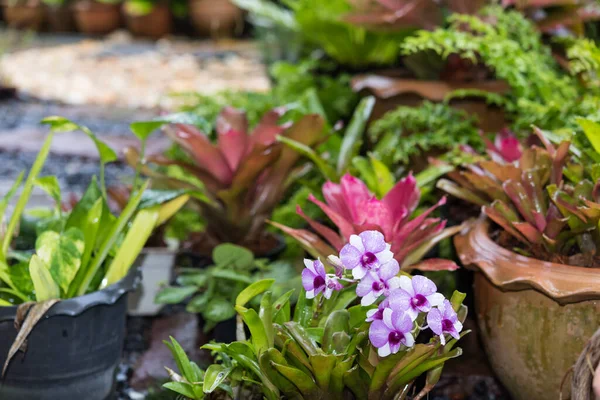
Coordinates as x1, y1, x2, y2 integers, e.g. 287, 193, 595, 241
164, 232, 469, 399
123, 0, 171, 38
0, 117, 188, 400
2, 0, 45, 30
125, 107, 327, 258
73, 0, 121, 34
188, 0, 243, 37
155, 243, 296, 342
43, 0, 74, 31
437, 126, 600, 399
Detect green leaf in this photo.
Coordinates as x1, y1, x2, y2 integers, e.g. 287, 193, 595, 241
9, 262, 34, 299
309, 354, 337, 390
101, 208, 159, 288
277, 135, 338, 181
337, 96, 375, 174
156, 286, 197, 304
260, 291, 274, 347
577, 117, 600, 155
2, 132, 54, 263
271, 362, 321, 397
67, 198, 103, 298
203, 364, 231, 393
323, 310, 350, 353
204, 297, 237, 322
258, 349, 301, 398
369, 155, 394, 198
164, 336, 196, 383
186, 293, 210, 313
36, 227, 85, 294
211, 269, 253, 284
236, 279, 275, 307
236, 306, 269, 353
34, 176, 61, 207
29, 255, 60, 301
272, 289, 294, 322
130, 112, 209, 141
213, 244, 254, 269
138, 189, 189, 209
163, 382, 197, 399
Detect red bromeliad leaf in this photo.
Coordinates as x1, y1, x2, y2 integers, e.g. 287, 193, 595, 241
404, 258, 459, 272
269, 221, 337, 260
167, 124, 233, 185
218, 144, 282, 205
393, 196, 447, 248
307, 194, 356, 241
322, 181, 354, 221
394, 219, 446, 261
251, 115, 326, 216
512, 221, 544, 244
356, 197, 395, 239
503, 180, 542, 230
383, 173, 420, 221
552, 141, 570, 185
478, 161, 521, 183
251, 108, 287, 146
521, 170, 547, 232
216, 106, 249, 139
462, 170, 509, 203
339, 174, 374, 223
217, 125, 249, 172
296, 205, 345, 251
483, 204, 529, 244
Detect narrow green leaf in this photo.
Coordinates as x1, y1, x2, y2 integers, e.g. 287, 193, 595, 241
101, 208, 159, 288
260, 291, 274, 347
34, 176, 61, 207
337, 96, 375, 174
277, 135, 338, 181
163, 382, 197, 398
164, 336, 196, 383
310, 353, 337, 390
236, 279, 275, 307
2, 132, 54, 263
271, 362, 321, 397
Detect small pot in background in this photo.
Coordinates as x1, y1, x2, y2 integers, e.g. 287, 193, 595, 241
2, 0, 46, 30
73, 0, 121, 35
45, 4, 75, 32
188, 0, 242, 37
0, 266, 140, 400
124, 1, 171, 39
127, 247, 177, 316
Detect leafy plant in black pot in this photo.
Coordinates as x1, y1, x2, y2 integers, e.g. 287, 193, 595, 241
0, 117, 188, 400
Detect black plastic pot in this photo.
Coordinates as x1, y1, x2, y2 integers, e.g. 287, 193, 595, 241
0, 266, 141, 400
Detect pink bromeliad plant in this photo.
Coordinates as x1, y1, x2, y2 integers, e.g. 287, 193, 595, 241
273, 172, 462, 272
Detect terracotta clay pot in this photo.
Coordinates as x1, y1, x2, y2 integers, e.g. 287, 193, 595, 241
45, 5, 75, 32
188, 0, 242, 37
2, 2, 45, 30
454, 217, 600, 400
73, 0, 121, 35
351, 74, 510, 132
124, 2, 171, 39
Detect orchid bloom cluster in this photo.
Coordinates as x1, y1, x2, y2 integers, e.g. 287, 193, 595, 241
302, 230, 463, 357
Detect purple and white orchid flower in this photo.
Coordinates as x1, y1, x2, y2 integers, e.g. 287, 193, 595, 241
427, 299, 463, 345
340, 231, 393, 279
389, 275, 444, 320
369, 309, 415, 357
366, 298, 389, 322
302, 259, 343, 299
356, 259, 401, 306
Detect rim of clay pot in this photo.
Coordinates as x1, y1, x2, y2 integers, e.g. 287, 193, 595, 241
0, 265, 141, 321
351, 74, 510, 101
454, 216, 600, 305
